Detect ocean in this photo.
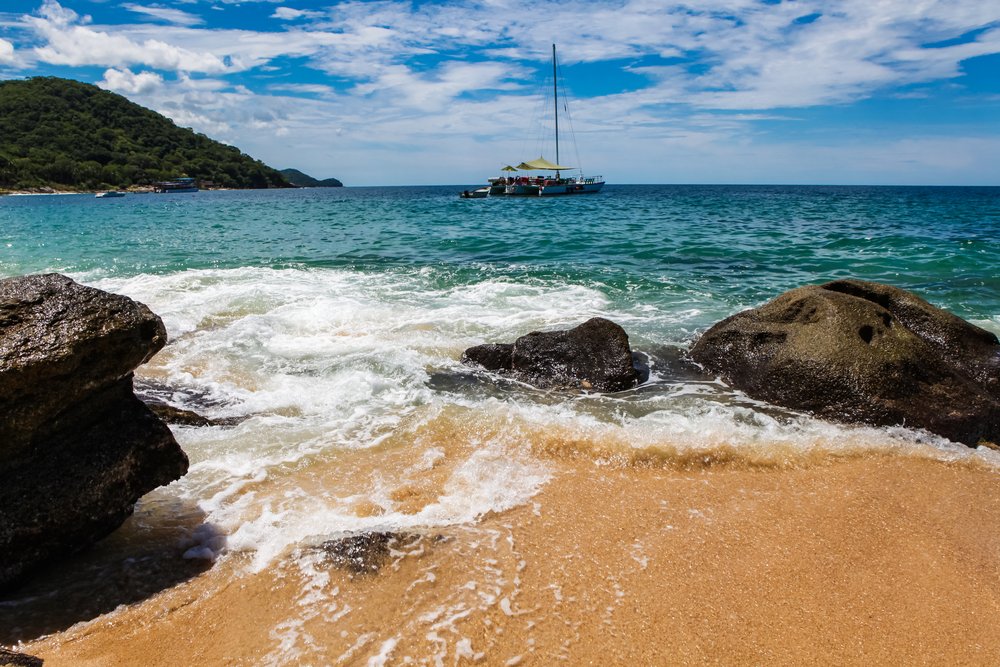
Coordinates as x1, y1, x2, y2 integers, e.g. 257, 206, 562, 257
3, 184, 1000, 664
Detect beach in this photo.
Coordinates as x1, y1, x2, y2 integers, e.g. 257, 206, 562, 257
2, 185, 999, 664
14, 450, 1000, 665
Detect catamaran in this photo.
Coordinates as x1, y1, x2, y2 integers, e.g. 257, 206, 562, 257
467, 45, 605, 198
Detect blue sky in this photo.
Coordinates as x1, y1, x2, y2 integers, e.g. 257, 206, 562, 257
1, 0, 998, 185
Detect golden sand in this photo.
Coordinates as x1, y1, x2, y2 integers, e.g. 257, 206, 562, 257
14, 452, 1000, 666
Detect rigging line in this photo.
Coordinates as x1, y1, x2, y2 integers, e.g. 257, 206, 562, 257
531, 64, 554, 162
555, 54, 584, 176
514, 54, 551, 167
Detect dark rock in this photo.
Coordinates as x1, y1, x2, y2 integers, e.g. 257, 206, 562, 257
144, 400, 245, 427
512, 318, 639, 391
134, 377, 247, 427
145, 401, 214, 427
461, 343, 513, 371
0, 274, 188, 591
690, 279, 1000, 447
462, 318, 639, 392
0, 648, 43, 667
320, 532, 400, 574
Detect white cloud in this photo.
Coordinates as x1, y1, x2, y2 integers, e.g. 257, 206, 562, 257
4, 0, 999, 185
271, 7, 324, 21
99, 67, 164, 94
108, 24, 340, 73
269, 83, 335, 95
27, 0, 228, 73
352, 60, 524, 111
0, 37, 14, 64
122, 3, 204, 27
35, 0, 79, 26
18, 0, 998, 113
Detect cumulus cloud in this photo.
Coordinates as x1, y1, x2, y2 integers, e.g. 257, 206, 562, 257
27, 0, 227, 73
99, 67, 164, 94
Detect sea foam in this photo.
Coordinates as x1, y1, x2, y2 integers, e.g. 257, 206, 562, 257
82, 266, 998, 571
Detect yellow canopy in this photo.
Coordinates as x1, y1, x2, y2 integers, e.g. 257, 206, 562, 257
516, 156, 573, 171
500, 165, 518, 172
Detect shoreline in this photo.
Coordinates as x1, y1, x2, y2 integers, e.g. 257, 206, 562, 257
13, 451, 1000, 665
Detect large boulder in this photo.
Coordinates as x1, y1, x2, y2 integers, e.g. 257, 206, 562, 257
0, 273, 188, 591
462, 317, 639, 392
690, 279, 1000, 446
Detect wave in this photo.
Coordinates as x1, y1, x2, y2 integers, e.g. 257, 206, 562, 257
77, 266, 999, 571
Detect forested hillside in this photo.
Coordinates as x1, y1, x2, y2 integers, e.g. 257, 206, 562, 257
280, 168, 343, 187
0, 77, 290, 191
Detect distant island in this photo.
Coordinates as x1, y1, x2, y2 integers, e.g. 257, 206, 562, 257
0, 77, 291, 193
280, 168, 343, 188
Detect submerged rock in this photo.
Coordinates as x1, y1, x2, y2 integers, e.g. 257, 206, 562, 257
461, 317, 639, 392
145, 401, 215, 427
134, 377, 247, 428
320, 532, 401, 574
690, 279, 1000, 447
0, 274, 189, 591
144, 400, 245, 428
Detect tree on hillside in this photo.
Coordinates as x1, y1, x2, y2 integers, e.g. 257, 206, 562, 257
0, 77, 291, 192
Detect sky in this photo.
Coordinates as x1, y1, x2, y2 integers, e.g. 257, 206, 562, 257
0, 0, 998, 186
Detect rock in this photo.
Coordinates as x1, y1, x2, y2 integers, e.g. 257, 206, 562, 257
145, 401, 215, 427
0, 648, 43, 667
134, 377, 247, 427
0, 274, 188, 591
460, 343, 513, 371
320, 532, 400, 574
462, 317, 639, 392
690, 279, 1000, 446
143, 400, 245, 428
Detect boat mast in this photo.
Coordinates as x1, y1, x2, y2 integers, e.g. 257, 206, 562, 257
552, 43, 559, 172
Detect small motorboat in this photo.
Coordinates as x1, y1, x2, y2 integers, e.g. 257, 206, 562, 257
459, 187, 489, 199
95, 190, 126, 198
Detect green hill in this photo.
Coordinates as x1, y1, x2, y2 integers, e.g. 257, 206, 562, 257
0, 77, 291, 192
280, 168, 343, 188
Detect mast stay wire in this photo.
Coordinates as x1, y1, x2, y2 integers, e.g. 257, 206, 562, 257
555, 54, 585, 177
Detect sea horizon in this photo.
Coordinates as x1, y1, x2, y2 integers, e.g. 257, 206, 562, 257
7, 182, 1000, 190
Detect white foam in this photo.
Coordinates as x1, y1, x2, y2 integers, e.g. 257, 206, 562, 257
367, 637, 399, 667
71, 267, 998, 574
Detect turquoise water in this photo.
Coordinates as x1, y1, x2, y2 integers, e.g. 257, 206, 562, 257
3, 184, 1000, 651
3, 185, 998, 335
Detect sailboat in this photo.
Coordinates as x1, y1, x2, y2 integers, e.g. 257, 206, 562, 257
471, 45, 605, 198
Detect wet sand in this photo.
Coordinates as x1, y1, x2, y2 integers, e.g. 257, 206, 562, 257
15, 453, 1000, 665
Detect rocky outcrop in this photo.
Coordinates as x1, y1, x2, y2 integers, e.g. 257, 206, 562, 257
690, 279, 1000, 446
462, 317, 639, 392
0, 274, 188, 591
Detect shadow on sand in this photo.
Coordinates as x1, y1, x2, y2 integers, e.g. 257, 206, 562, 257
0, 496, 225, 645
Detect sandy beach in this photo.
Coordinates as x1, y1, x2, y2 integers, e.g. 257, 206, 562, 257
12, 448, 1000, 666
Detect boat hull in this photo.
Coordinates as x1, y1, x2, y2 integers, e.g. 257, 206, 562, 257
538, 181, 605, 196
505, 184, 540, 196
